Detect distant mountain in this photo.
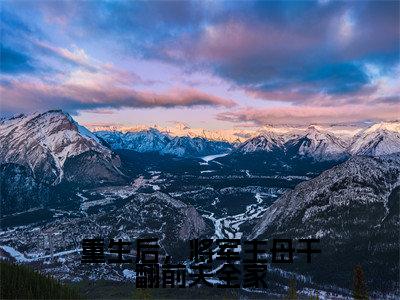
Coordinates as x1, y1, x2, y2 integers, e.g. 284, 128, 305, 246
235, 122, 399, 161
162, 136, 231, 157
88, 122, 365, 144
285, 126, 349, 160
349, 121, 400, 156
95, 129, 232, 157
235, 126, 349, 161
250, 154, 400, 293
95, 129, 171, 154
236, 132, 285, 153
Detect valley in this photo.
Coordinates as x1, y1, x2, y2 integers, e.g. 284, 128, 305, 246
0, 110, 399, 298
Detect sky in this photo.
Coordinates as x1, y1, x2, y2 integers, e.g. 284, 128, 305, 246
1, 0, 399, 130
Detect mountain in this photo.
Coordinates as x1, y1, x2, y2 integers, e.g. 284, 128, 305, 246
349, 121, 400, 156
95, 128, 171, 153
95, 129, 231, 157
0, 110, 126, 215
236, 132, 285, 153
0, 110, 125, 186
88, 122, 364, 144
161, 136, 231, 157
235, 126, 349, 161
249, 154, 400, 293
285, 126, 349, 160
0, 190, 211, 279
235, 122, 399, 161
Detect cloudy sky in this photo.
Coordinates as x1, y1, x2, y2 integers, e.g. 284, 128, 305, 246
1, 0, 399, 129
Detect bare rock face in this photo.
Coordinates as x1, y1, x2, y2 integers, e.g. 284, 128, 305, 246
0, 110, 127, 214
179, 206, 208, 240
250, 154, 400, 293
0, 110, 125, 186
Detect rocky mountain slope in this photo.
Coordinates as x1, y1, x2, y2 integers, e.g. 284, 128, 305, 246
235, 122, 399, 161
0, 110, 126, 215
0, 190, 210, 280
250, 154, 400, 293
0, 110, 125, 185
284, 126, 350, 160
95, 129, 231, 157
349, 122, 400, 156
236, 132, 285, 153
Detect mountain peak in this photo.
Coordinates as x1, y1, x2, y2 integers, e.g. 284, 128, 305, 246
0, 110, 123, 185
237, 133, 284, 153
349, 121, 400, 156
364, 121, 400, 134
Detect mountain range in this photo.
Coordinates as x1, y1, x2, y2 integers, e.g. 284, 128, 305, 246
249, 154, 400, 293
0, 109, 399, 296
95, 129, 232, 157
97, 121, 400, 161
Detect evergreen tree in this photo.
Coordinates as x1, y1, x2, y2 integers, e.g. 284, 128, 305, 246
353, 265, 368, 300
132, 288, 152, 299
286, 277, 298, 300
0, 261, 81, 299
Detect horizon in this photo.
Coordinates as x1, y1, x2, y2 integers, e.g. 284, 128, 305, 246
1, 1, 399, 130
2, 108, 399, 143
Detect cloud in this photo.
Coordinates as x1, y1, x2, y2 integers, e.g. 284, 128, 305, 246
0, 75, 235, 115
154, 2, 399, 105
34, 41, 96, 71
1, 1, 398, 123
217, 105, 400, 126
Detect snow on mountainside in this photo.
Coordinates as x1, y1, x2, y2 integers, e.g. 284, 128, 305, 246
0, 110, 124, 185
161, 136, 231, 157
95, 121, 399, 161
249, 154, 400, 292
96, 128, 171, 153
236, 122, 399, 160
95, 129, 232, 157
88, 122, 364, 143
250, 154, 400, 238
236, 126, 349, 160
349, 121, 400, 156
286, 126, 349, 160
237, 132, 285, 153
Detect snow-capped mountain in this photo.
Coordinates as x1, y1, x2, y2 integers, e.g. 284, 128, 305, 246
91, 123, 254, 143
236, 126, 349, 160
88, 122, 364, 144
250, 153, 400, 292
285, 126, 349, 160
95, 129, 232, 157
236, 132, 285, 153
0, 110, 125, 185
96, 128, 171, 153
236, 122, 399, 160
349, 121, 400, 156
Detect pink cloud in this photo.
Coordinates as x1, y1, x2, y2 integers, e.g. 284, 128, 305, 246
164, 20, 319, 63
217, 105, 400, 125
0, 78, 235, 115
244, 82, 380, 106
